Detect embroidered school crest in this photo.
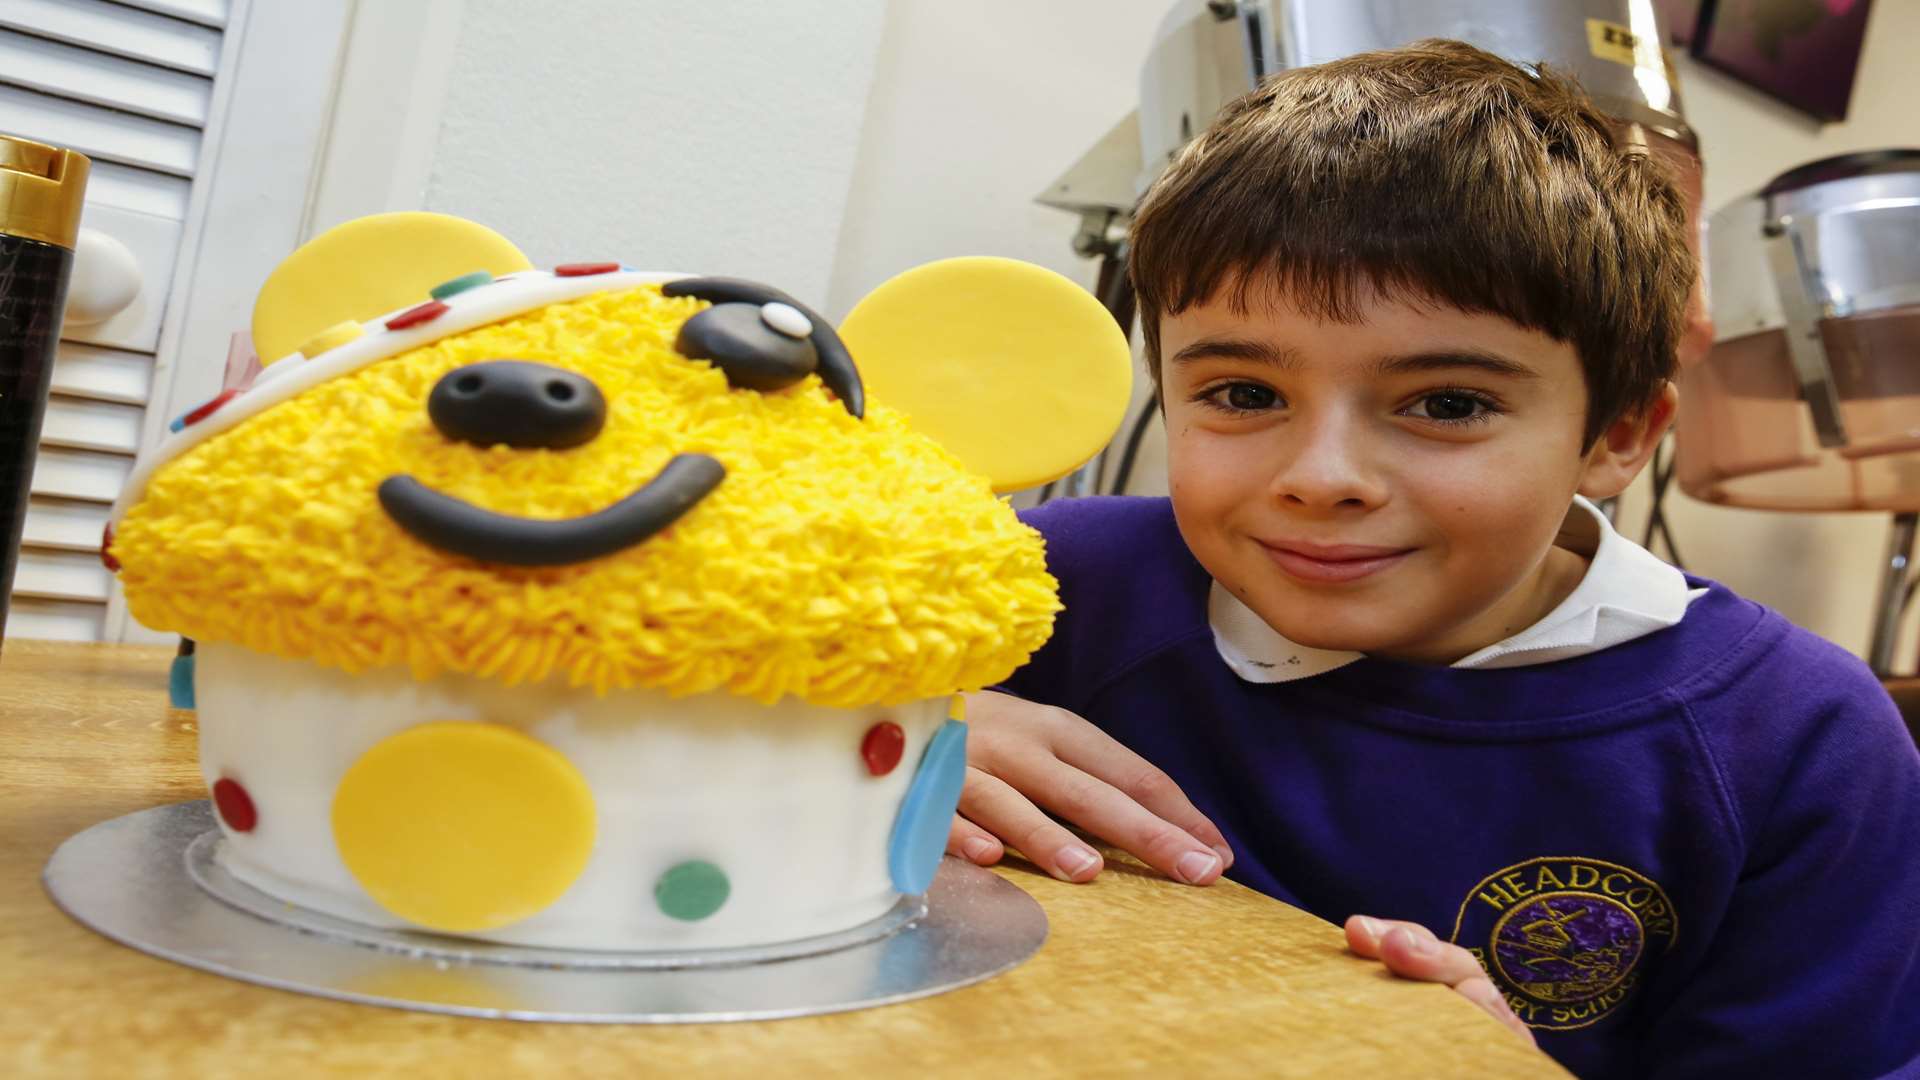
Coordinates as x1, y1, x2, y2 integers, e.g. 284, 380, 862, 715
1450, 857, 1677, 1031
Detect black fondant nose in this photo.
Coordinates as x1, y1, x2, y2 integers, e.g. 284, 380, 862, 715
428, 360, 607, 449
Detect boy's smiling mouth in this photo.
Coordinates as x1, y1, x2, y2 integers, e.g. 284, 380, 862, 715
1257, 539, 1415, 584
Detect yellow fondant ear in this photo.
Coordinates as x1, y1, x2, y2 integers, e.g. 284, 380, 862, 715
838, 257, 1132, 494
251, 212, 532, 365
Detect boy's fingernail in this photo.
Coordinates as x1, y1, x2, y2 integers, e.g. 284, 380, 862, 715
1055, 846, 1099, 880
1175, 850, 1221, 884
1395, 928, 1437, 956
961, 837, 996, 863
1357, 916, 1384, 942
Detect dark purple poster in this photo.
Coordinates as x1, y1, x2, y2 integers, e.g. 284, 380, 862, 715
1695, 0, 1876, 121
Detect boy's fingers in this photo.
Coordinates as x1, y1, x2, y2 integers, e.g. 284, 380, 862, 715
957, 767, 1106, 883
1377, 924, 1484, 985
1344, 914, 1390, 959
946, 814, 1005, 866
1455, 976, 1538, 1044
1346, 917, 1479, 985
970, 693, 1234, 871
987, 751, 1224, 886
1377, 927, 1527, 1035
965, 693, 1226, 884
1346, 917, 1535, 1045
1041, 711, 1235, 869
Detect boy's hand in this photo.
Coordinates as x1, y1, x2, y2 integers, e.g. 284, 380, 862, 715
946, 691, 1233, 885
1344, 915, 1537, 1045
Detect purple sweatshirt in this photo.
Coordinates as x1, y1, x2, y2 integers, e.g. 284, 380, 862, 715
1004, 496, 1920, 1079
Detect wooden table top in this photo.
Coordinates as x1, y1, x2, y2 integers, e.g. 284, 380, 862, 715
0, 640, 1563, 1078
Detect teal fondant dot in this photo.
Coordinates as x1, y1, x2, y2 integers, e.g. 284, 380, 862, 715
429, 270, 494, 300
655, 860, 730, 921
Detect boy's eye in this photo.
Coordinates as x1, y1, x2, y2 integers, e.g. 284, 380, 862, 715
1199, 382, 1278, 412
1226, 384, 1276, 410
1407, 391, 1495, 424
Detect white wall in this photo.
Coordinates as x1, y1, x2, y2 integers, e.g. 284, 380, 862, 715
418, 0, 887, 306
825, 1, 1169, 318
1610, 0, 1920, 664
824, 1, 1172, 510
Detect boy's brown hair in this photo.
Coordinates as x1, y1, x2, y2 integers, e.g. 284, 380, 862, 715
1128, 39, 1693, 446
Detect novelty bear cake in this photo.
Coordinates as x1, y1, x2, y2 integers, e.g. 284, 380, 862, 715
104, 212, 1131, 952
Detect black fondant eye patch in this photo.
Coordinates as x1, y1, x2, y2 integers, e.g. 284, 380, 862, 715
662, 277, 864, 418
675, 303, 819, 393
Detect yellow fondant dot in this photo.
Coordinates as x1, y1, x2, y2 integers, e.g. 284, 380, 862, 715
839, 256, 1133, 493
293, 319, 365, 361
331, 722, 595, 932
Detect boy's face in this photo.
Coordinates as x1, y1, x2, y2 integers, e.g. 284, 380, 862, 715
1159, 285, 1658, 664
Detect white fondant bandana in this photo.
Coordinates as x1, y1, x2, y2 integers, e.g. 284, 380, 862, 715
1210, 496, 1707, 682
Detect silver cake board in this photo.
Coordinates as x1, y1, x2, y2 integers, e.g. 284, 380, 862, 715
42, 801, 1048, 1023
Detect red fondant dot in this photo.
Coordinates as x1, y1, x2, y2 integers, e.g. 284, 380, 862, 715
100, 522, 119, 573
181, 388, 241, 429
861, 721, 906, 777
385, 299, 450, 330
554, 262, 620, 277
212, 777, 257, 832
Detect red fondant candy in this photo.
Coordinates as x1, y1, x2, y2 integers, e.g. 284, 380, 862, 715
554, 262, 620, 277
861, 721, 906, 777
213, 777, 258, 832
182, 389, 241, 429
100, 522, 119, 573
385, 300, 450, 330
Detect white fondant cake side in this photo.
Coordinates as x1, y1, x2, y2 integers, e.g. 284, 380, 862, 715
194, 642, 946, 951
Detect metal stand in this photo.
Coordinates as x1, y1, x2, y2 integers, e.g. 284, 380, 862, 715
44, 801, 1049, 1023
1868, 512, 1919, 677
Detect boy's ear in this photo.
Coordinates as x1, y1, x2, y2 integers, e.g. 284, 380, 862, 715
838, 257, 1134, 494
1578, 382, 1679, 500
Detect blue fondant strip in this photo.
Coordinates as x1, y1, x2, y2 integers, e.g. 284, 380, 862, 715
168, 652, 196, 710
887, 719, 968, 895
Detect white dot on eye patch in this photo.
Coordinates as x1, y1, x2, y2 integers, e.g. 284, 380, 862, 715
760, 302, 812, 339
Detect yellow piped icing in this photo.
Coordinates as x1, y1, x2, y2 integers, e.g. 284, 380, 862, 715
113, 284, 1061, 706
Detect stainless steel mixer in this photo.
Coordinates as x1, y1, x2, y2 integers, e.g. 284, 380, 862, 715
1679, 151, 1920, 672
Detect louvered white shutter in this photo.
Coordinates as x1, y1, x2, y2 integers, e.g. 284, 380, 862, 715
1, 0, 229, 641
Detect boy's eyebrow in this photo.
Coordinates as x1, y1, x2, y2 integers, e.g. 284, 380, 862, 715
1166, 337, 1301, 368
1167, 340, 1543, 381
1371, 350, 1541, 380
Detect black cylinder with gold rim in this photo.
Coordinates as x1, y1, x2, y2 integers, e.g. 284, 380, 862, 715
0, 134, 90, 646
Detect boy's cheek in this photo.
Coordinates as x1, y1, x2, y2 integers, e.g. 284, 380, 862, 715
1164, 442, 1253, 527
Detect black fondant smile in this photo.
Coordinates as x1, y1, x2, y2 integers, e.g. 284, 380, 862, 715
378, 454, 726, 566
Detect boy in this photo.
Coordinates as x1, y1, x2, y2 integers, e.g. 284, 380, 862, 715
948, 41, 1920, 1078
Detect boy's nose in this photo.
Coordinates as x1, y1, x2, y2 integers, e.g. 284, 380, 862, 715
1270, 416, 1386, 510
428, 360, 607, 450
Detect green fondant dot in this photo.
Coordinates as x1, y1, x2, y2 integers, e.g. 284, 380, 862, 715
655, 860, 730, 922
429, 270, 494, 300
